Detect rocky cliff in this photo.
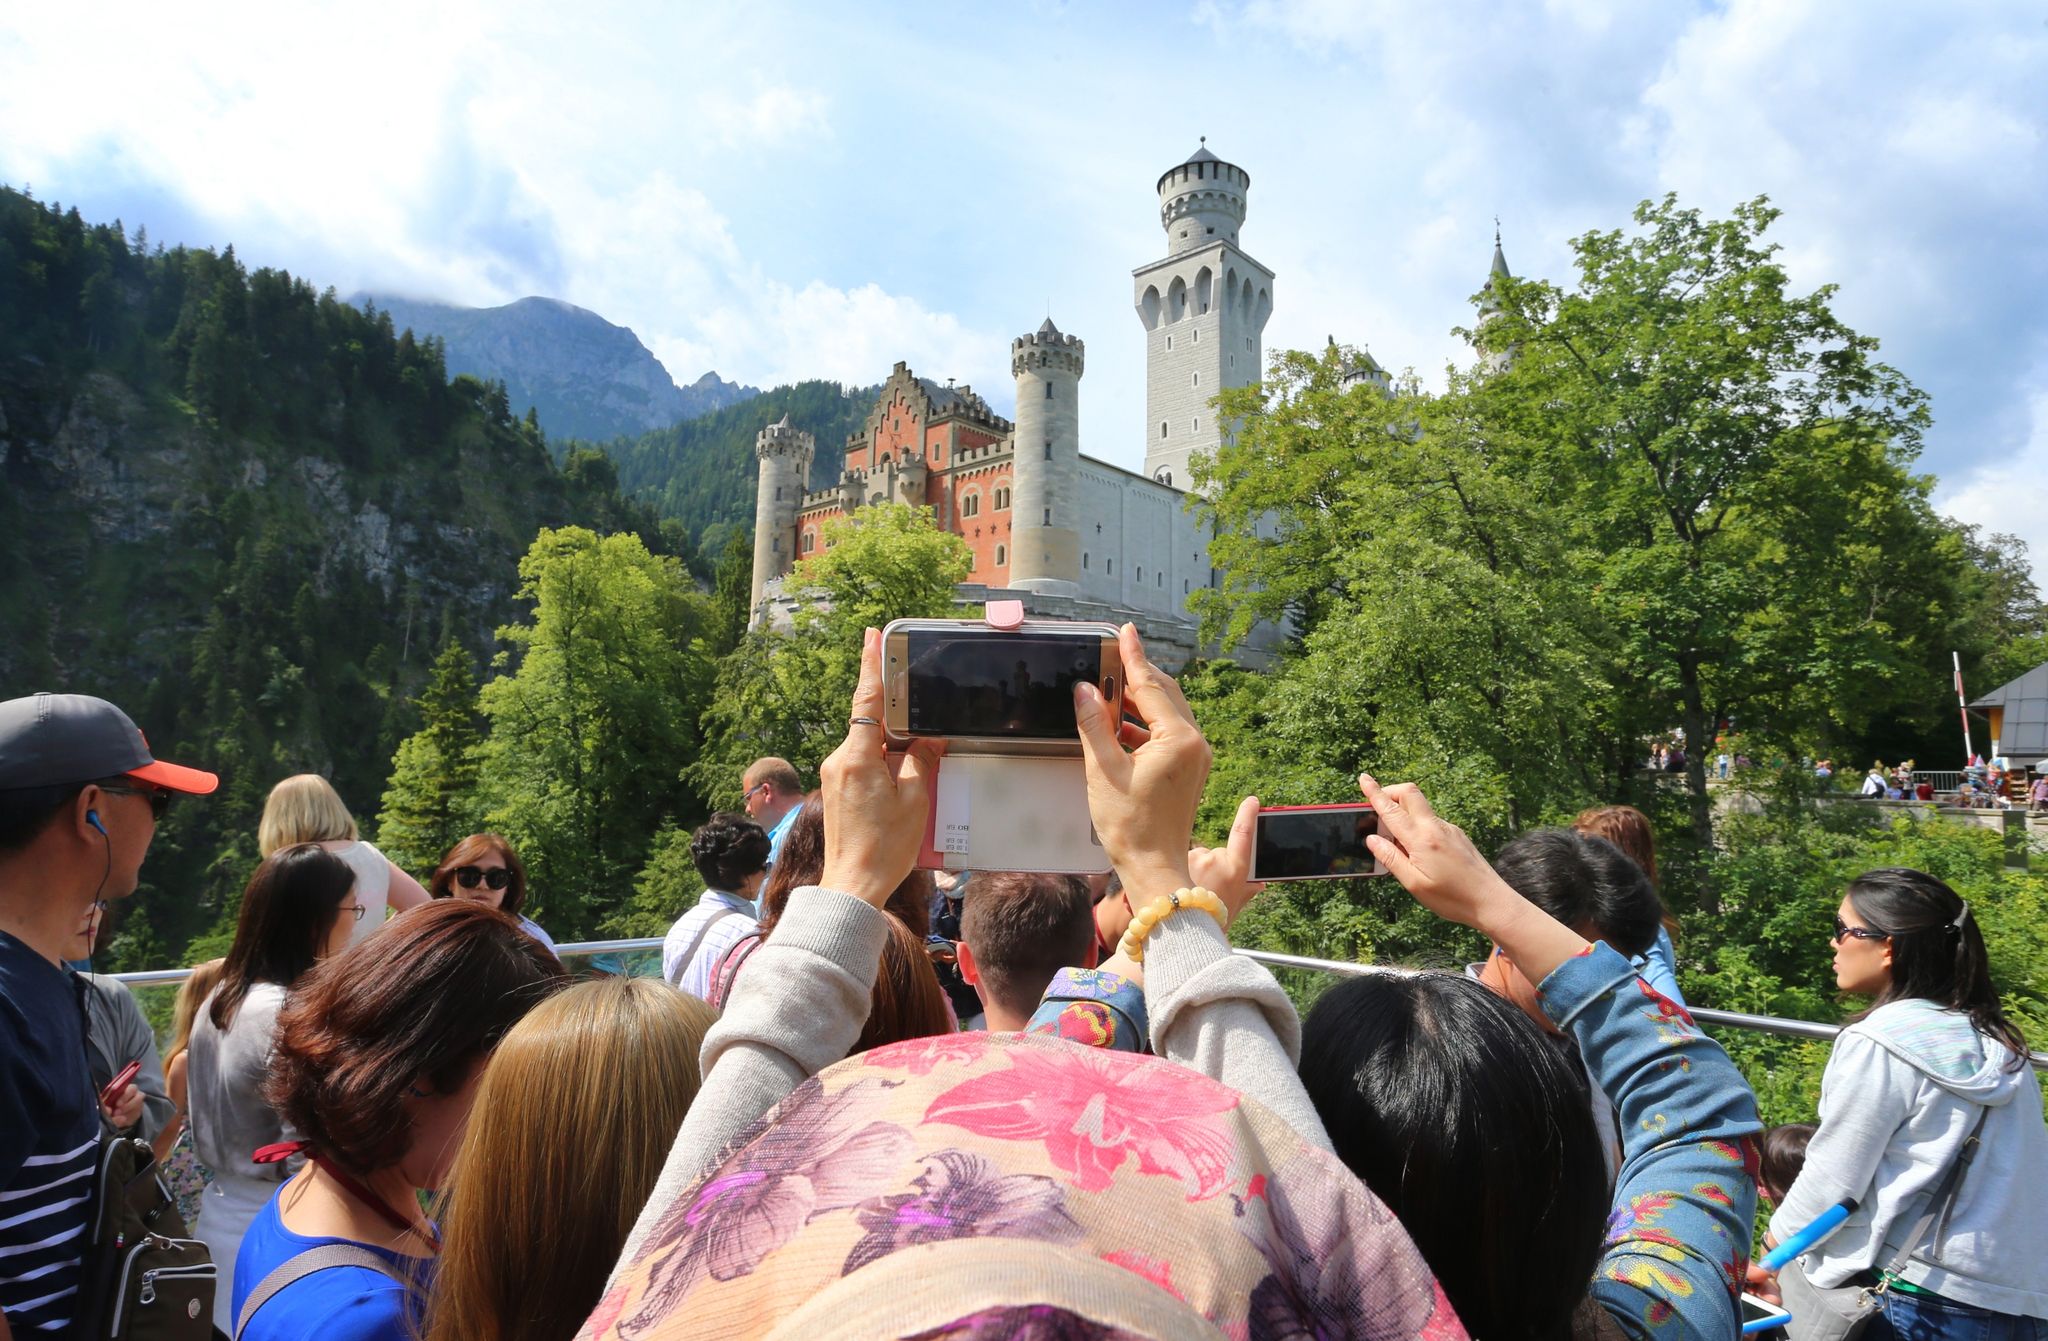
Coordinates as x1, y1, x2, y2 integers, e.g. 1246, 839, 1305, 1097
356, 293, 757, 442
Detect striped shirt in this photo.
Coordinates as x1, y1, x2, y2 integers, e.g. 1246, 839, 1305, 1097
0, 932, 97, 1333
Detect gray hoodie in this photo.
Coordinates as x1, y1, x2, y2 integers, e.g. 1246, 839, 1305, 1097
1771, 997, 2048, 1318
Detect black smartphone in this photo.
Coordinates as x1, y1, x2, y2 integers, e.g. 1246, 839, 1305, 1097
1250, 804, 1387, 881
882, 619, 1122, 749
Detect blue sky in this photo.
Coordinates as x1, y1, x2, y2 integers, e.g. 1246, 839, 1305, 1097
3, 0, 2043, 551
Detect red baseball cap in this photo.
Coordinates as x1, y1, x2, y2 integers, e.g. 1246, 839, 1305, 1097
0, 693, 218, 794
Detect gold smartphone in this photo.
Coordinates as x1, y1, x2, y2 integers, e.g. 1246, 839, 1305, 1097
881, 618, 1124, 757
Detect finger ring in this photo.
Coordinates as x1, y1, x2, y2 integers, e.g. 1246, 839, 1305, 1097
848, 716, 881, 728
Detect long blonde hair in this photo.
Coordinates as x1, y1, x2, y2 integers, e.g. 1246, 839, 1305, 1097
165, 958, 226, 1066
257, 774, 358, 856
424, 977, 716, 1341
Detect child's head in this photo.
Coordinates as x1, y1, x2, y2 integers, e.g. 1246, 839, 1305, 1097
1758, 1123, 1816, 1204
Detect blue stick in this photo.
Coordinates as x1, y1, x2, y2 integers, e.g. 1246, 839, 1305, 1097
1761, 1200, 1855, 1271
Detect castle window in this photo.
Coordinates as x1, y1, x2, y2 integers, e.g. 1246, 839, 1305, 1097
1042, 508, 1051, 526
1106, 559, 1113, 575
1229, 354, 1235, 370
1083, 553, 1089, 569
1045, 383, 1052, 399
802, 532, 815, 553
995, 544, 1006, 566
775, 486, 782, 501
994, 487, 1009, 510
1160, 422, 1169, 439
1154, 468, 1172, 486
1193, 417, 1200, 433
1184, 578, 1190, 594
1165, 335, 1172, 350
1192, 372, 1199, 387
1136, 566, 1143, 583
963, 493, 980, 517
772, 537, 781, 554
1192, 329, 1199, 342
1157, 571, 1164, 588
1043, 441, 1052, 460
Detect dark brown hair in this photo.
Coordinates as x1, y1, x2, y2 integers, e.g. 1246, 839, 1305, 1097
265, 900, 566, 1177
431, 833, 529, 917
852, 915, 954, 1054
212, 844, 357, 1031
959, 872, 1094, 1019
1758, 1123, 1815, 1203
1847, 867, 2028, 1067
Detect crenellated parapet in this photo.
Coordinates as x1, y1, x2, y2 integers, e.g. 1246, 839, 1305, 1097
1010, 320, 1085, 379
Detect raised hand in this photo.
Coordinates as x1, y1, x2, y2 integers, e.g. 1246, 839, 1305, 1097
1072, 624, 1211, 905
818, 627, 944, 907
1359, 772, 1589, 984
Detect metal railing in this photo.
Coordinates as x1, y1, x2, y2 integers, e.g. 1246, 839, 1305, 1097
109, 936, 2048, 1069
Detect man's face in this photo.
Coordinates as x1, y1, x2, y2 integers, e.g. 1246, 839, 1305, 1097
85, 781, 165, 901
742, 779, 771, 820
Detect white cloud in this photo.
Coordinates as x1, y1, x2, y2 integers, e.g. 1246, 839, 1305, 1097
700, 87, 830, 149
1938, 383, 2048, 552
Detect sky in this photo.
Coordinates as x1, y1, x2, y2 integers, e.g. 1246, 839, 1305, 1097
3, 0, 2043, 552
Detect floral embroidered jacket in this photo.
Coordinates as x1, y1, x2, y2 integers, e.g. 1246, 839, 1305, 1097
1540, 943, 1763, 1340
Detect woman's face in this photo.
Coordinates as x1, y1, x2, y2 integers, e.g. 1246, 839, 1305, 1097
322, 881, 362, 959
1832, 897, 1893, 997
451, 852, 512, 911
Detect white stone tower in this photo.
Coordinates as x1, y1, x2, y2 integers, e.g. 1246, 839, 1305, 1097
1476, 225, 1515, 373
1009, 317, 1085, 592
748, 414, 814, 618
1133, 140, 1274, 490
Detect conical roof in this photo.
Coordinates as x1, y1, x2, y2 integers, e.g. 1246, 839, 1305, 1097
1037, 316, 1061, 337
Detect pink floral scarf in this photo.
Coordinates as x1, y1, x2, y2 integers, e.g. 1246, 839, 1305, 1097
582, 1031, 1465, 1340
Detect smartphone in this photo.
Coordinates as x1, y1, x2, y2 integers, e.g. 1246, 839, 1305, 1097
1738, 1291, 1792, 1333
1250, 803, 1388, 881
882, 619, 1123, 755
99, 1059, 142, 1109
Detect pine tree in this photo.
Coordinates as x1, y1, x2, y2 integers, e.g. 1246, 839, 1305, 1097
375, 639, 484, 876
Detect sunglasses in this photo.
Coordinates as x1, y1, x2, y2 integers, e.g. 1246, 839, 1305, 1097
98, 783, 173, 820
454, 866, 513, 891
1832, 914, 1889, 944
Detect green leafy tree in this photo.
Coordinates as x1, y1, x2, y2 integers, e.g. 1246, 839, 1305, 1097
686, 503, 970, 807
708, 531, 754, 657
1474, 195, 1931, 876
375, 639, 485, 876
472, 527, 716, 938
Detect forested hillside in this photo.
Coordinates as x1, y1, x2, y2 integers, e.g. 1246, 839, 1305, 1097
0, 186, 685, 969
589, 379, 876, 545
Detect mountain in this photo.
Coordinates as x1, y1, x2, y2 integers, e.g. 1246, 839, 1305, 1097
601, 381, 879, 548
0, 188, 685, 968
354, 292, 758, 442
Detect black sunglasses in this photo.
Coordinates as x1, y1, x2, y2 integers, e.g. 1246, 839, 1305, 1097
454, 866, 513, 891
98, 783, 172, 820
1832, 914, 1889, 944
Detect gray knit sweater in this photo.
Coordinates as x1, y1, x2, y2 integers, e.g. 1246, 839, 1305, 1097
614, 884, 1325, 1273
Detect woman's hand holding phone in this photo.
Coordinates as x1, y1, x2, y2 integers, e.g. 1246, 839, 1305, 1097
819, 627, 945, 908
1073, 624, 1211, 906
1188, 795, 1265, 922
1359, 773, 1589, 984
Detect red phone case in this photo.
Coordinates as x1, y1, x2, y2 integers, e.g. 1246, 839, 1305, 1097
100, 1059, 141, 1107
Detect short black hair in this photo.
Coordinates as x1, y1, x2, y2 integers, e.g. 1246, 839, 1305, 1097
688, 812, 771, 893
1300, 972, 1608, 1339
1492, 828, 1662, 958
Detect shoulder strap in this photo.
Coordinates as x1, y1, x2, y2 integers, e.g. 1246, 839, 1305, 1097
1881, 1104, 1992, 1279
666, 906, 740, 987
234, 1243, 407, 1338
708, 931, 765, 1009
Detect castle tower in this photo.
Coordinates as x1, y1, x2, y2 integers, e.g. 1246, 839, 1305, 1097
748, 414, 814, 619
1477, 226, 1515, 373
1133, 140, 1274, 490
1009, 318, 1084, 592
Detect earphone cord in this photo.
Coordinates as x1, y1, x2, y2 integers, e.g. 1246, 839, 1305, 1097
88, 820, 111, 975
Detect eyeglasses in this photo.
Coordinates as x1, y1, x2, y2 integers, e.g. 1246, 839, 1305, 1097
740, 782, 768, 805
454, 866, 513, 891
1832, 915, 1889, 944
340, 903, 367, 922
98, 783, 172, 820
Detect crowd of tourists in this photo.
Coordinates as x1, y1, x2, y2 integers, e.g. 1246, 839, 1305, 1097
4, 627, 2045, 1340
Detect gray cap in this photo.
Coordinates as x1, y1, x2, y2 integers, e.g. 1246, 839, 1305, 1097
0, 693, 218, 793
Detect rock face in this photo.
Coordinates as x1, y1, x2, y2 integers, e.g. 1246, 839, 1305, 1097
356, 293, 758, 442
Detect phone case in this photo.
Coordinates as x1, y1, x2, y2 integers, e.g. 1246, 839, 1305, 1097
882, 617, 1122, 758
906, 753, 1111, 875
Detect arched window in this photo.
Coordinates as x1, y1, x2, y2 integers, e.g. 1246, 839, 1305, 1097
962, 493, 980, 517
1042, 508, 1051, 526
1160, 422, 1169, 439
1083, 552, 1090, 569
1106, 558, 1113, 576
994, 487, 1010, 510
1192, 372, 1199, 387
1154, 467, 1173, 486
801, 532, 815, 553
1045, 382, 1053, 399
1136, 566, 1143, 583
1157, 571, 1164, 588
995, 544, 1006, 566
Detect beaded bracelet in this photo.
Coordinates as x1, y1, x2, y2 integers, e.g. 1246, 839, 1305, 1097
1117, 887, 1228, 963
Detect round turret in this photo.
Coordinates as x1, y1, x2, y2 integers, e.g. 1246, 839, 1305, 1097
749, 415, 815, 622
1009, 318, 1084, 593
1156, 140, 1248, 256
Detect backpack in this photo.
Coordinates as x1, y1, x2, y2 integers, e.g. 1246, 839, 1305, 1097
79, 1134, 216, 1340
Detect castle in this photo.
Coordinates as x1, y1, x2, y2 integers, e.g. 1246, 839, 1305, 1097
748, 143, 1508, 663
